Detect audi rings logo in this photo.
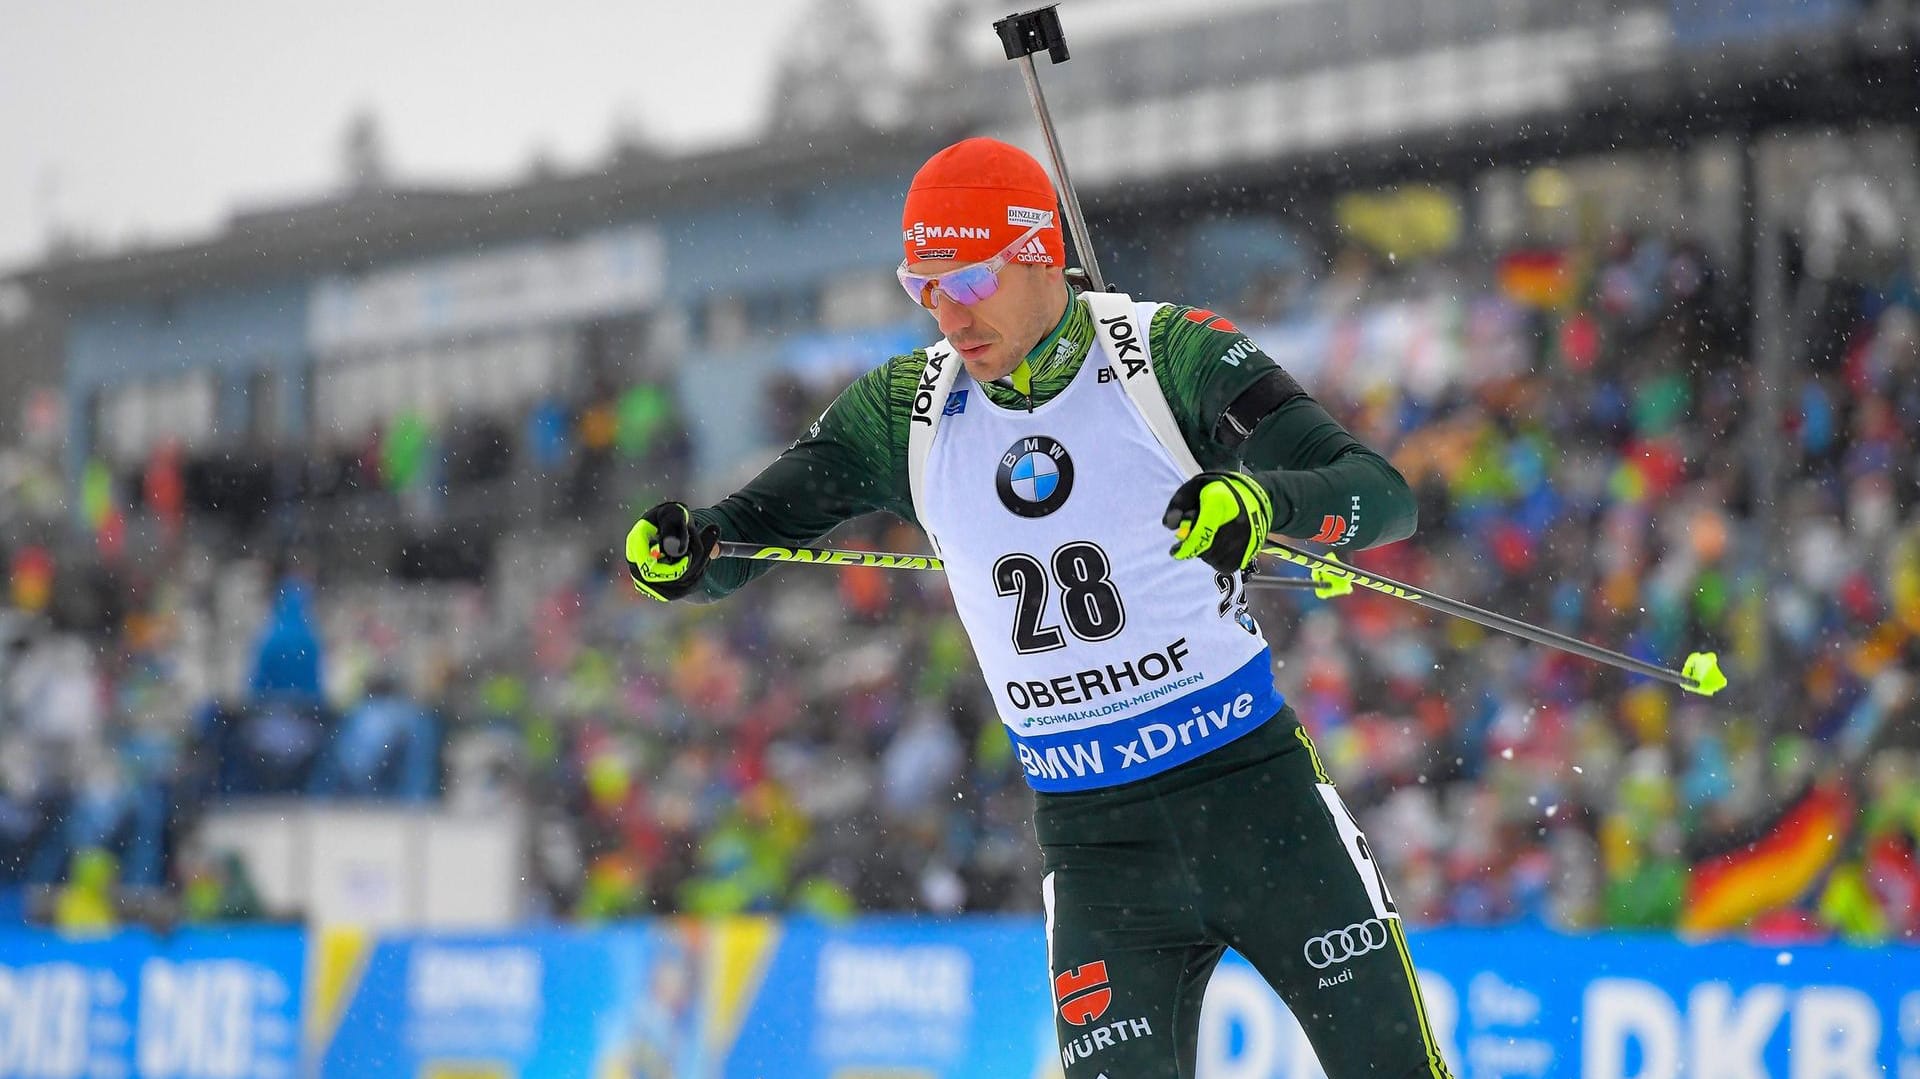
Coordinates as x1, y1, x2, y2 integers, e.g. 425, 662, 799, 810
1302, 919, 1390, 969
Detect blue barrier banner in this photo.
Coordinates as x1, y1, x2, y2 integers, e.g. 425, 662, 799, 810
0, 932, 142, 1079
0, 927, 303, 1079
713, 916, 1055, 1079
1192, 928, 1920, 1078
6, 920, 1916, 1077
311, 926, 653, 1079
692, 922, 1920, 1079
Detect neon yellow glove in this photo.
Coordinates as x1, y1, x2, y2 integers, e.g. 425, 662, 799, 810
624, 502, 720, 602
1162, 472, 1273, 574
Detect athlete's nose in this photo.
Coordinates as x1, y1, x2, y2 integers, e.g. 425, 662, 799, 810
932, 291, 974, 338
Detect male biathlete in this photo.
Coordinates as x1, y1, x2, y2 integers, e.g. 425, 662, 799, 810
626, 138, 1452, 1079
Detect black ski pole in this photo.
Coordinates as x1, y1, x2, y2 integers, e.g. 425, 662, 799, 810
993, 4, 1107, 291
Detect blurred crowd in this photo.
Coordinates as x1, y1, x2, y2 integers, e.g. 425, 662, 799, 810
2, 224, 1916, 942
1257, 230, 1920, 940
0, 378, 690, 929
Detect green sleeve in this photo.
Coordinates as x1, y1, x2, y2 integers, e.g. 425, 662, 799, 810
689, 353, 923, 599
1148, 304, 1417, 550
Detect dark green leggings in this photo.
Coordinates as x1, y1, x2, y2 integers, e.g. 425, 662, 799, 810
1035, 709, 1452, 1079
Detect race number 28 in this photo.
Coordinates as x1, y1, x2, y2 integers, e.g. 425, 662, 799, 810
993, 542, 1126, 654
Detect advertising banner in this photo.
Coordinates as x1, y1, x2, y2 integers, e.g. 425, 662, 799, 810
1194, 928, 1920, 1079
692, 923, 1920, 1079
5, 921, 1915, 1077
0, 927, 303, 1079
705, 917, 1054, 1079
309, 926, 653, 1079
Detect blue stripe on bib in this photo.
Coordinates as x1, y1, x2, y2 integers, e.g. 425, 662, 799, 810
1006, 650, 1284, 793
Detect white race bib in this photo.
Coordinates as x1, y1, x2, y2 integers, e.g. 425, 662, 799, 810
913, 294, 1283, 792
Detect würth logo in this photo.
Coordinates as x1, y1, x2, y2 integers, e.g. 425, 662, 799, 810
1054, 961, 1112, 1026
1310, 495, 1362, 546
1219, 339, 1258, 366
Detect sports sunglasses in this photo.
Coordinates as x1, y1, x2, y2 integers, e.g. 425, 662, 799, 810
896, 221, 1049, 309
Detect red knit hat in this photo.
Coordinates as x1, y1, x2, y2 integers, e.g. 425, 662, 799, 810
901, 137, 1063, 267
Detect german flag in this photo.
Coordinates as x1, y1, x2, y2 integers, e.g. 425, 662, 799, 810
1680, 781, 1855, 934
1496, 248, 1574, 309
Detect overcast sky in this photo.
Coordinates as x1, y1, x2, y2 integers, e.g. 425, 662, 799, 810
0, 1, 938, 271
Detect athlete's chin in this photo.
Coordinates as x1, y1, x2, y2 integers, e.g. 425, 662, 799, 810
958, 343, 1012, 381
960, 351, 1006, 380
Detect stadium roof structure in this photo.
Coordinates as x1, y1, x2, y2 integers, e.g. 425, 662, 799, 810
1090, 12, 1920, 222
14, 3, 1917, 305
17, 123, 963, 306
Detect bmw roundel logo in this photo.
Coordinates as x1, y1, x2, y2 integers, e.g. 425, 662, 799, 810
996, 436, 1074, 518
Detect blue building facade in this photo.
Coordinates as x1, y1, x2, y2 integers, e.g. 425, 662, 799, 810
48, 136, 944, 503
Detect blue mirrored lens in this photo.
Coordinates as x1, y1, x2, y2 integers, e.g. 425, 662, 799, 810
935, 265, 999, 305
897, 262, 1004, 309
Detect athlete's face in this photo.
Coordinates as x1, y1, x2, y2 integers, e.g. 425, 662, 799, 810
912, 261, 1069, 382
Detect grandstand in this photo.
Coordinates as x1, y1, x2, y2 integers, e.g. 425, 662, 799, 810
1, 1, 1916, 1075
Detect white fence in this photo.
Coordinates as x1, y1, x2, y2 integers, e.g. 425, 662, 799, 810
193, 802, 525, 927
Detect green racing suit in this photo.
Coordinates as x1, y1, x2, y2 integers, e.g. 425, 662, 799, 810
686, 289, 1450, 1078
691, 291, 1412, 597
